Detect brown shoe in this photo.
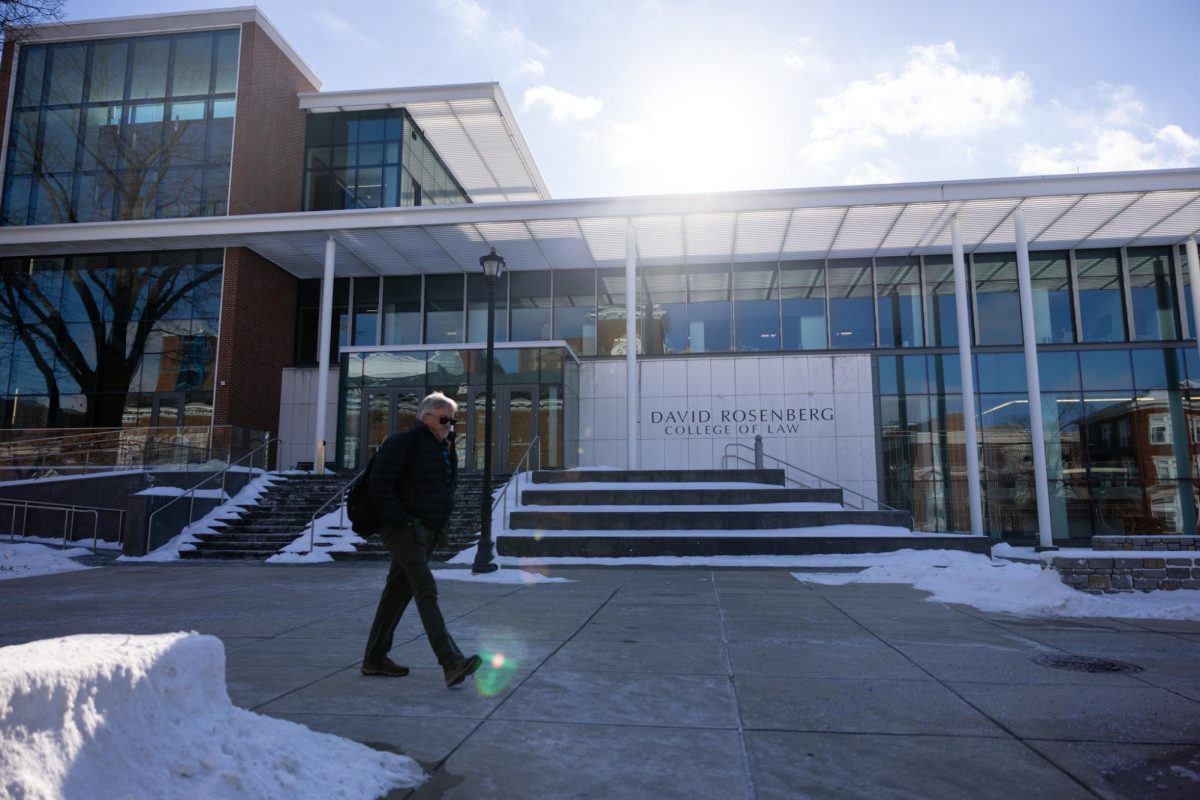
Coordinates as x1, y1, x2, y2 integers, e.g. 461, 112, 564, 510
443, 654, 482, 688
361, 656, 410, 677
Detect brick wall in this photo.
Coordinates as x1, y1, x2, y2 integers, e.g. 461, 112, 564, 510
214, 248, 297, 438
228, 21, 317, 215
1092, 535, 1199, 552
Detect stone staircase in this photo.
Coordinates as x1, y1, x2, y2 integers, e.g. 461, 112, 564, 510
331, 471, 506, 562
182, 473, 353, 560
499, 468, 987, 557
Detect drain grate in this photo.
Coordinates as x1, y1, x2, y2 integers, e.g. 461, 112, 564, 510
1032, 654, 1144, 674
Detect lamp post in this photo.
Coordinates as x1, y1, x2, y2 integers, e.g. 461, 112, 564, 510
472, 247, 504, 574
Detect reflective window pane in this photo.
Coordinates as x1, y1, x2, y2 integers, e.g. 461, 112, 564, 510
1127, 246, 1179, 341
780, 260, 826, 350
827, 259, 873, 348
923, 255, 960, 347
1029, 251, 1074, 343
1076, 249, 1126, 342
973, 253, 1022, 345
875, 256, 923, 347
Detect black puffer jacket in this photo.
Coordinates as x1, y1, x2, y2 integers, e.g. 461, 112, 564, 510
367, 422, 457, 530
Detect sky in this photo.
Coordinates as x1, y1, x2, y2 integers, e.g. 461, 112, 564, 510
54, 0, 1200, 200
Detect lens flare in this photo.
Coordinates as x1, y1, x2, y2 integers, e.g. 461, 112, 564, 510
474, 648, 518, 697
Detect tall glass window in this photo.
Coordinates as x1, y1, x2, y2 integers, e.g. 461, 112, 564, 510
923, 255, 959, 347
382, 276, 421, 345
733, 262, 780, 352
827, 259, 873, 348
466, 273, 508, 343
973, 253, 1022, 346
553, 269, 596, 356
640, 266, 687, 355
352, 277, 379, 346
779, 260, 826, 350
687, 264, 732, 353
424, 274, 464, 344
875, 256, 923, 348
0, 250, 222, 427
510, 271, 552, 342
1076, 249, 1126, 342
3, 30, 239, 225
597, 268, 635, 356
1029, 251, 1074, 343
1127, 246, 1179, 341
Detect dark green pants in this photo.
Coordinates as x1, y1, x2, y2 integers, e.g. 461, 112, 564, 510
364, 520, 462, 666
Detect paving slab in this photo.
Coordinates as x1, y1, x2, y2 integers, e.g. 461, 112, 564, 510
2, 562, 1198, 798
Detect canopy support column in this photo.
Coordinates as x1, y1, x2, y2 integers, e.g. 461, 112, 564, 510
626, 224, 639, 469
313, 235, 336, 475
1014, 209, 1055, 549
951, 216, 983, 536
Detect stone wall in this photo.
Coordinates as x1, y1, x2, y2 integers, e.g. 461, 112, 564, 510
1052, 555, 1200, 593
1092, 535, 1200, 552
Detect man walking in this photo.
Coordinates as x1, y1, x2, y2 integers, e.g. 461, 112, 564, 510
361, 391, 482, 688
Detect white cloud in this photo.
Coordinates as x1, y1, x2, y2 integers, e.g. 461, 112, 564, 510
844, 160, 904, 185
781, 35, 830, 73
1013, 125, 1200, 175
801, 41, 1031, 162
437, 0, 489, 38
1011, 84, 1200, 176
523, 85, 603, 123
516, 58, 546, 78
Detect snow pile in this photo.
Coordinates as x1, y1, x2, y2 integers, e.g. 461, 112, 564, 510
0, 543, 91, 581
0, 633, 425, 799
269, 506, 364, 564
795, 549, 1200, 620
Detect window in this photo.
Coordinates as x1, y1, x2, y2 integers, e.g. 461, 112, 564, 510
780, 260, 826, 350
1149, 414, 1170, 445
827, 259, 873, 348
733, 262, 780, 352
1127, 247, 1179, 341
973, 253, 1022, 346
875, 256, 923, 347
1076, 249, 1126, 342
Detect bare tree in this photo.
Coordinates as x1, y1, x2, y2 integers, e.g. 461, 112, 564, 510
1, 1, 67, 45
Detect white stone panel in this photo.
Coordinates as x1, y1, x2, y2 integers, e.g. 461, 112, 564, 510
711, 358, 736, 396
782, 357, 808, 394
688, 437, 715, 469
686, 359, 711, 397
808, 356, 834, 393
834, 357, 859, 393
640, 360, 665, 398
661, 360, 688, 398
640, 441, 665, 469
579, 363, 595, 399
592, 397, 623, 442
733, 357, 759, 397
758, 356, 784, 395
663, 437, 690, 470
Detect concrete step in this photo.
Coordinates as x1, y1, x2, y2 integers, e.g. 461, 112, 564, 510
180, 547, 281, 559
194, 532, 298, 544
497, 534, 988, 558
188, 540, 288, 552
520, 488, 842, 506
508, 509, 914, 531
530, 469, 786, 485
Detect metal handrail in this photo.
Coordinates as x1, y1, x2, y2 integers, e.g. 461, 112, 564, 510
305, 469, 360, 555
721, 440, 901, 512
491, 436, 541, 531
143, 435, 279, 555
2, 498, 126, 554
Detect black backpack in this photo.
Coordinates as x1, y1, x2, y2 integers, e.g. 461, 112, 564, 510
346, 454, 383, 536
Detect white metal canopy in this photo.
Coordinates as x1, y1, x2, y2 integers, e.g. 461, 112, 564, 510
0, 169, 1198, 275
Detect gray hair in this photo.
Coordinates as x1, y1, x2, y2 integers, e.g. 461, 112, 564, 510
416, 391, 457, 418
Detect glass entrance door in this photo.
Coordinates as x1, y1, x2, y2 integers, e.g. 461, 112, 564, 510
360, 390, 420, 464
466, 384, 538, 476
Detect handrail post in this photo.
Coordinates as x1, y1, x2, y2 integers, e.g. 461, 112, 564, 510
754, 435, 764, 469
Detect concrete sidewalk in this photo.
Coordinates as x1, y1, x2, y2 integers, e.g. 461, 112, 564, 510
3, 561, 1199, 799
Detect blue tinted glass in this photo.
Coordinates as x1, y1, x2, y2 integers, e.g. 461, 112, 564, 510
929, 354, 962, 394
1079, 349, 1132, 389
976, 352, 1027, 392
781, 298, 825, 350
1127, 247, 1179, 341
734, 300, 780, 352
1037, 351, 1080, 392
1076, 249, 1125, 342
688, 302, 731, 353
1131, 348, 1185, 390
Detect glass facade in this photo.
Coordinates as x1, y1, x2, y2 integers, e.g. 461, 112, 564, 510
302, 108, 469, 211
2, 29, 239, 225
0, 249, 222, 428
338, 345, 578, 472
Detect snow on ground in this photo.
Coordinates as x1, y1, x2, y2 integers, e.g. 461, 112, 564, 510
0, 542, 92, 581
0, 632, 424, 799
269, 505, 364, 564
433, 565, 573, 584
793, 548, 1200, 620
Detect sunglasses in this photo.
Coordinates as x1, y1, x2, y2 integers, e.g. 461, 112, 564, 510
427, 415, 455, 426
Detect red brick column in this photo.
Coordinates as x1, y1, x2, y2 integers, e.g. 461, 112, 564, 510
213, 247, 297, 441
